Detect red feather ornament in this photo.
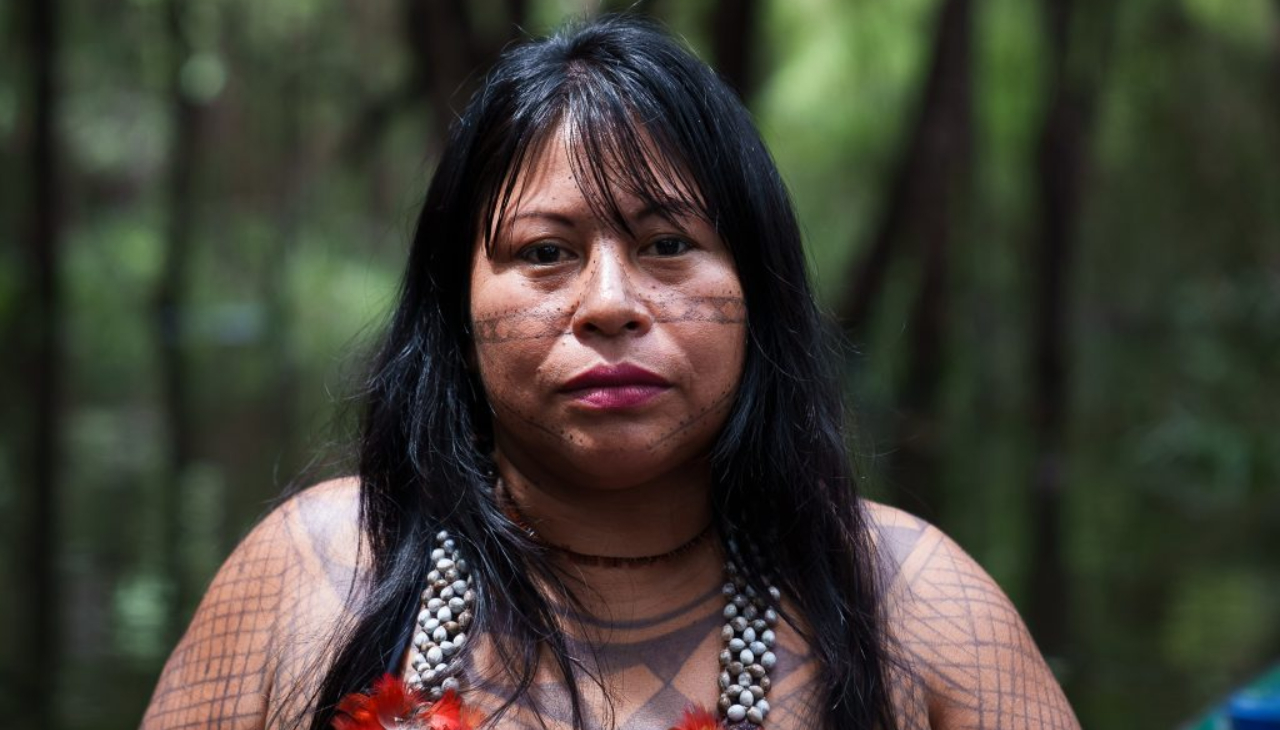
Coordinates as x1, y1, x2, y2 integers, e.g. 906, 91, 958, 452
332, 675, 479, 730
331, 674, 425, 730
669, 706, 724, 730
420, 689, 481, 730
332, 675, 717, 730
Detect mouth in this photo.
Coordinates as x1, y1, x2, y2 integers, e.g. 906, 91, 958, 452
560, 364, 672, 409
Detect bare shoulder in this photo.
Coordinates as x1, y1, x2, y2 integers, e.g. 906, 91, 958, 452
141, 478, 364, 730
861, 501, 1081, 730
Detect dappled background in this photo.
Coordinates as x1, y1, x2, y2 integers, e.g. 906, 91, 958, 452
3, 0, 1278, 728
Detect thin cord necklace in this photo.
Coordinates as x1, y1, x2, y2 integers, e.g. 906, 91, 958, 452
498, 484, 715, 568
398, 529, 780, 729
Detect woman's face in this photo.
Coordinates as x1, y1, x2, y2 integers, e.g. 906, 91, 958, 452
468, 127, 747, 491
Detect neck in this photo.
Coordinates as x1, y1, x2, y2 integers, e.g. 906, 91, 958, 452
493, 451, 715, 563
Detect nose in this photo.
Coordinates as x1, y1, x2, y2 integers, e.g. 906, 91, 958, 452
571, 243, 652, 338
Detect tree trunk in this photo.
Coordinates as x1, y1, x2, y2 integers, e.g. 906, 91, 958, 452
836, 0, 971, 339
837, 0, 973, 519
156, 0, 202, 638
897, 0, 972, 521
344, 0, 528, 161
266, 38, 304, 513
18, 0, 62, 727
1027, 0, 1114, 665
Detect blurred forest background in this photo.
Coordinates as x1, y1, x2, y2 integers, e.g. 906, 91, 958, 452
3, 0, 1278, 728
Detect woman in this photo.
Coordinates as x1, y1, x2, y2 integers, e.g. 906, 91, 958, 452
142, 15, 1078, 730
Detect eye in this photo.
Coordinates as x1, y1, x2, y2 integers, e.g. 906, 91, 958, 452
518, 243, 575, 265
647, 237, 692, 257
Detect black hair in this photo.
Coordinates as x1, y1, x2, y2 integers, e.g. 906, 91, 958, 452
306, 14, 899, 730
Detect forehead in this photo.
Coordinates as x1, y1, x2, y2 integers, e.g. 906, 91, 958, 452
506, 128, 579, 209
485, 121, 709, 245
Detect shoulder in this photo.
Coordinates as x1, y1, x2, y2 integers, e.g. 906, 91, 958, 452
142, 478, 365, 729
861, 501, 1081, 730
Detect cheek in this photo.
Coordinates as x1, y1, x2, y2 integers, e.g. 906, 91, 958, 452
689, 321, 747, 395
470, 306, 573, 408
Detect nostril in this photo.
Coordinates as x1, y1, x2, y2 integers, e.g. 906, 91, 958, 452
625, 321, 640, 331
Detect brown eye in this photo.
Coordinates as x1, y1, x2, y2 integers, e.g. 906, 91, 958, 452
519, 243, 573, 265
648, 237, 691, 257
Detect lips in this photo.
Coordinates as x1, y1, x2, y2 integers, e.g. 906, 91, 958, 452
560, 364, 671, 409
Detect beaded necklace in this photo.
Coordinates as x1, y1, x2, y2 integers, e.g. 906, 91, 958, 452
334, 530, 780, 730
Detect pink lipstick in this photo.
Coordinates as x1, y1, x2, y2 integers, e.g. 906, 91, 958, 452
560, 364, 671, 409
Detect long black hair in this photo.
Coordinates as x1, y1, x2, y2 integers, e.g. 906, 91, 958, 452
306, 14, 899, 730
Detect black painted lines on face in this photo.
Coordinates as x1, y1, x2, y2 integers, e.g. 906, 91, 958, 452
471, 295, 746, 344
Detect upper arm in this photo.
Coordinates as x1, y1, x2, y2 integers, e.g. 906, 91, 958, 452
141, 479, 363, 730
867, 503, 1081, 730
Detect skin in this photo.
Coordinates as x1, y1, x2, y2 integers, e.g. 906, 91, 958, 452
141, 130, 1081, 730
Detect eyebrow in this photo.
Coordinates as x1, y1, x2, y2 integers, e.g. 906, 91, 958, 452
509, 210, 578, 227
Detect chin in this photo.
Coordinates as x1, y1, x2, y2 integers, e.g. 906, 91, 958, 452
549, 435, 714, 489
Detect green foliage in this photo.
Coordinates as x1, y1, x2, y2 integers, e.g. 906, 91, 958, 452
2, 0, 1277, 727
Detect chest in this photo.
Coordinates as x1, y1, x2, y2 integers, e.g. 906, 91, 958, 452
453, 597, 829, 730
